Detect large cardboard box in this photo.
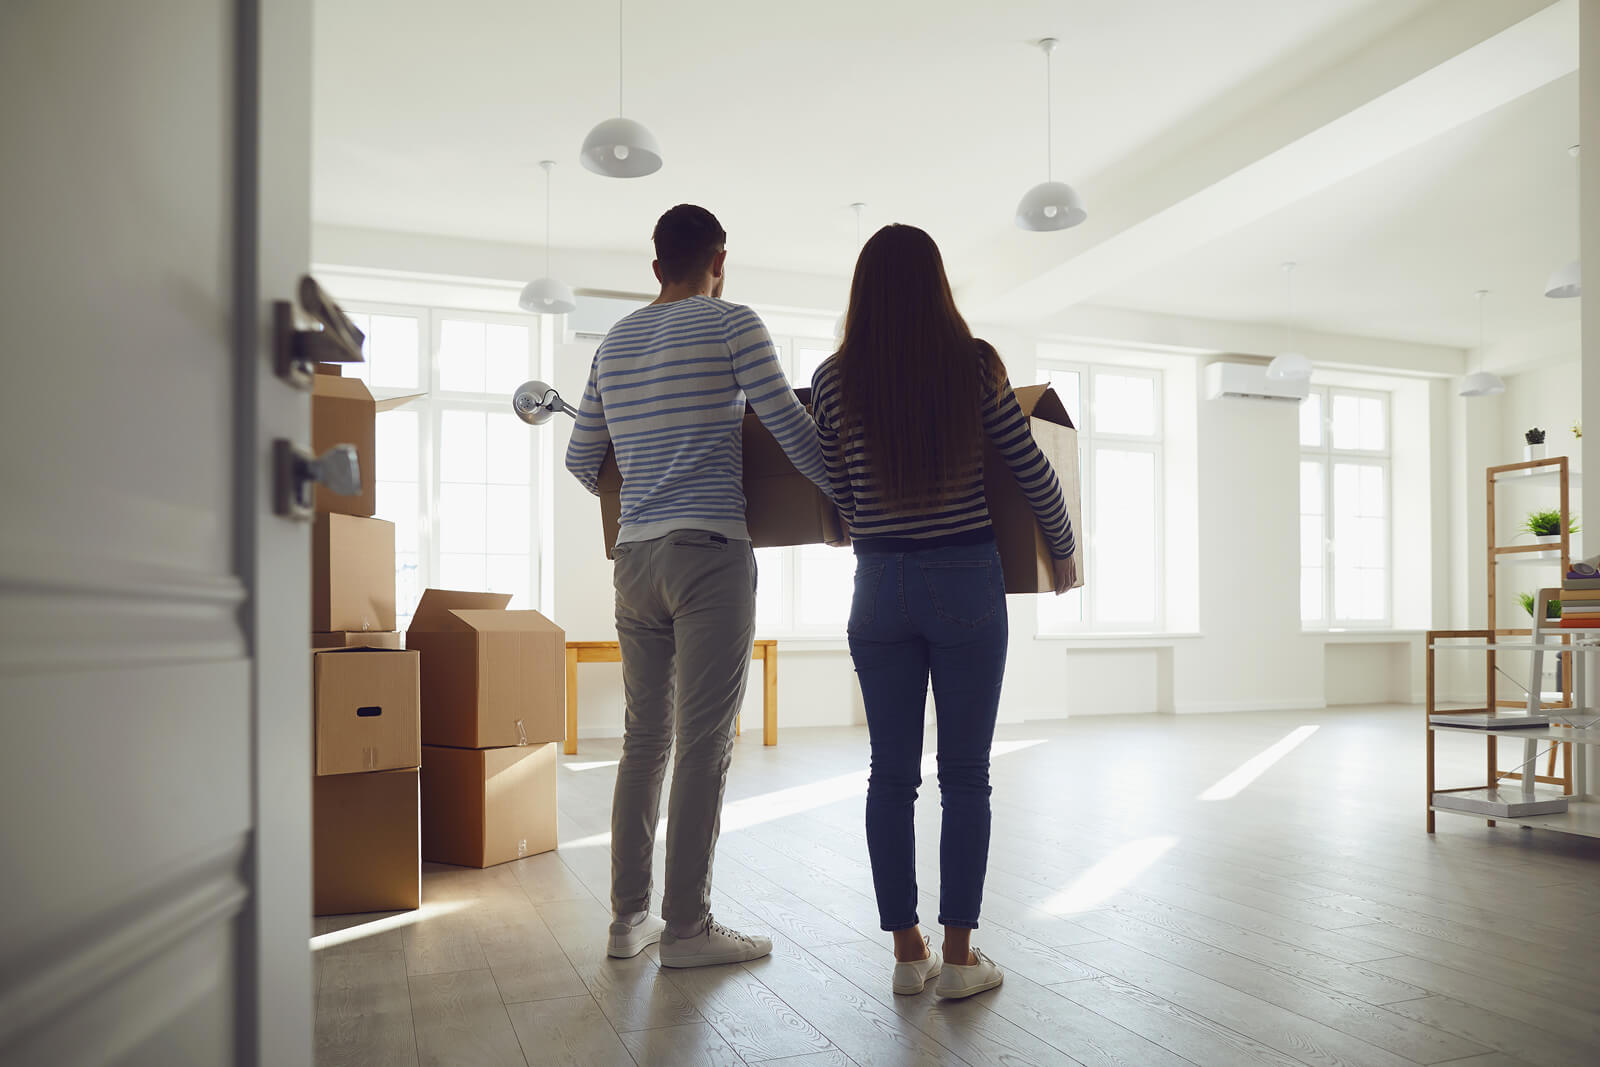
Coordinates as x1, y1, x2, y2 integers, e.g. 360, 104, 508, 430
984, 385, 1085, 594
312, 513, 396, 633
596, 389, 846, 556
313, 631, 404, 650
405, 589, 566, 748
313, 647, 421, 775
312, 768, 420, 915
420, 743, 557, 868
312, 373, 423, 517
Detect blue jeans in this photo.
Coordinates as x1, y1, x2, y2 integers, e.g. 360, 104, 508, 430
847, 540, 1008, 931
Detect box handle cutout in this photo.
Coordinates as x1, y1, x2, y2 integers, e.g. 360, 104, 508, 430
357, 706, 383, 718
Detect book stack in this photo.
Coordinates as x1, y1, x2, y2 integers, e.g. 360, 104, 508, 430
1560, 561, 1600, 629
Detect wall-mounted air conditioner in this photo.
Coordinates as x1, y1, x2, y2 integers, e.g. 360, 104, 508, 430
1203, 361, 1308, 403
567, 293, 649, 340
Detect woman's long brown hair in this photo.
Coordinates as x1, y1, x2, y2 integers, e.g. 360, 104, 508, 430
837, 224, 1005, 507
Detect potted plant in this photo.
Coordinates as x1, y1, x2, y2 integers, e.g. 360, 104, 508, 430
1518, 591, 1562, 620
1524, 427, 1547, 461
1522, 508, 1579, 545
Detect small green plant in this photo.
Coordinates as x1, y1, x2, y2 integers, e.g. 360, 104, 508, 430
1575, 420, 1584, 439
1518, 592, 1562, 619
1523, 509, 1580, 537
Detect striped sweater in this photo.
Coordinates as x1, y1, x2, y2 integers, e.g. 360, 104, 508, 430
565, 296, 830, 544
810, 353, 1075, 558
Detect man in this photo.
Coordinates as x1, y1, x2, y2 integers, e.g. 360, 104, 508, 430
566, 205, 831, 967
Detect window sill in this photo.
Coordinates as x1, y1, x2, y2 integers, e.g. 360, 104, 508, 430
1311, 629, 1425, 643
1034, 632, 1202, 648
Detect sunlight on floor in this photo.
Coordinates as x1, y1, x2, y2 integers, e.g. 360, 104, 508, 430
1043, 835, 1178, 915
309, 898, 470, 952
1198, 724, 1320, 801
563, 760, 620, 772
559, 738, 1049, 850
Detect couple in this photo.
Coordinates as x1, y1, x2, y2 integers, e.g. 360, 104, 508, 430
565, 205, 1075, 999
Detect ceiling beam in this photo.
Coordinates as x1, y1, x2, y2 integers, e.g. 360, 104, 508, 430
960, 0, 1576, 325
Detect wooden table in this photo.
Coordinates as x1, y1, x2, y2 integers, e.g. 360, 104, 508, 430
564, 639, 778, 754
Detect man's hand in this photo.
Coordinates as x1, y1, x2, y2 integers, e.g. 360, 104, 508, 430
1052, 554, 1077, 595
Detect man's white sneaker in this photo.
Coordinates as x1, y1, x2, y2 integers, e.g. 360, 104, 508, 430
891, 937, 943, 995
658, 915, 772, 968
607, 913, 666, 959
935, 948, 1003, 999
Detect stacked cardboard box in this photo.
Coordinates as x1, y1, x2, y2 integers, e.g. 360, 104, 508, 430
407, 590, 565, 867
309, 365, 423, 915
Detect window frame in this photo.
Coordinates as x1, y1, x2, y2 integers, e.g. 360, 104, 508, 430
1300, 384, 1392, 630
1035, 360, 1167, 634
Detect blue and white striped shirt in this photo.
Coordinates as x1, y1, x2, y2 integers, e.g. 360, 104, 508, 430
565, 296, 830, 545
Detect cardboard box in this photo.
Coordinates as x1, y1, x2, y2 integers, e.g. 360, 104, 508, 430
312, 373, 423, 516
597, 389, 846, 556
313, 631, 404, 650
312, 513, 396, 633
420, 743, 557, 868
313, 647, 421, 775
405, 589, 566, 748
312, 768, 420, 915
984, 385, 1085, 594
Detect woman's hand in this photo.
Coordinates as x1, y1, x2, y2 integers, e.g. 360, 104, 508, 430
1052, 554, 1077, 595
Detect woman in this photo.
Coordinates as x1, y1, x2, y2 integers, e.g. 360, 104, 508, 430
811, 224, 1075, 1000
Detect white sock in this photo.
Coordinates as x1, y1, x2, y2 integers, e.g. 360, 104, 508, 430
615, 910, 647, 928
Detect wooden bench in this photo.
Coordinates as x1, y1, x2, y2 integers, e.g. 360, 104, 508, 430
564, 639, 778, 754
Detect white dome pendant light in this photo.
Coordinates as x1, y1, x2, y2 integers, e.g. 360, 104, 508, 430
519, 161, 577, 315
1460, 289, 1506, 397
1545, 145, 1580, 299
1015, 38, 1086, 232
581, 0, 662, 178
1266, 262, 1312, 381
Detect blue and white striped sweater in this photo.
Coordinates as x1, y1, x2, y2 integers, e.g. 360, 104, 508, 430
565, 296, 830, 545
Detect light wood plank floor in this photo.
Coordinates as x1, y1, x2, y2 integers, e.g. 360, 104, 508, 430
314, 705, 1600, 1066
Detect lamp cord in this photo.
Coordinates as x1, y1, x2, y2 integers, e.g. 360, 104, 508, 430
545, 169, 552, 277
1283, 263, 1295, 355
1045, 46, 1053, 182
617, 0, 624, 115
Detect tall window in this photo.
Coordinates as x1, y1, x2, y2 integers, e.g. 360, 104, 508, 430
341, 304, 544, 629
1036, 362, 1164, 633
1300, 386, 1389, 627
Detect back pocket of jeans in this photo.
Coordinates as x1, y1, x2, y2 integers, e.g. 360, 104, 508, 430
918, 560, 998, 628
849, 560, 886, 632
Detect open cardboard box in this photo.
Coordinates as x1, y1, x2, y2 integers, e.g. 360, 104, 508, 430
596, 388, 846, 556
983, 384, 1084, 595
312, 370, 423, 517
312, 647, 420, 776
405, 590, 566, 749
420, 742, 557, 868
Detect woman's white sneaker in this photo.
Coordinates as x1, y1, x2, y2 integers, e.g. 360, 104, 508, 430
935, 948, 1003, 999
606, 913, 666, 959
892, 937, 943, 995
658, 915, 772, 968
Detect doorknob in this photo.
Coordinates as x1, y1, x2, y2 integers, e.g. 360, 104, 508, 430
273, 440, 361, 520
274, 275, 367, 389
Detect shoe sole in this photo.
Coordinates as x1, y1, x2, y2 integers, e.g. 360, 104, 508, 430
606, 931, 663, 959
937, 974, 1003, 999
893, 964, 943, 995
658, 948, 772, 969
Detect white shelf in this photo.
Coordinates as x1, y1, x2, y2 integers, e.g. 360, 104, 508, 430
1496, 551, 1564, 566
1430, 724, 1600, 744
1494, 468, 1582, 487
1431, 798, 1600, 839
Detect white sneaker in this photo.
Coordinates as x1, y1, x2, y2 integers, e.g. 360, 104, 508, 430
658, 915, 772, 968
935, 948, 1003, 999
607, 913, 665, 959
892, 937, 943, 995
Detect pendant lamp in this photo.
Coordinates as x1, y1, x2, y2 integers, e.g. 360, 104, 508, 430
1459, 290, 1505, 397
1015, 39, 1086, 231
519, 161, 577, 315
1266, 262, 1312, 381
581, 0, 662, 178
1544, 146, 1580, 299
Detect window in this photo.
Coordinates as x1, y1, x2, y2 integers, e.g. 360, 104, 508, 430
1300, 386, 1390, 627
341, 304, 545, 629
1035, 362, 1164, 633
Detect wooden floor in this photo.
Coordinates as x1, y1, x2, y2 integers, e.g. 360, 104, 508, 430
314, 705, 1600, 1066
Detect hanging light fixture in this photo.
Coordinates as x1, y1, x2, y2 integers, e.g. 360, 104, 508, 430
519, 160, 577, 315
580, 0, 662, 178
1266, 262, 1312, 381
1544, 145, 1580, 299
1460, 289, 1506, 397
1015, 38, 1086, 232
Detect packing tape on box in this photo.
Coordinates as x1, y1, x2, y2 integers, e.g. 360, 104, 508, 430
516, 719, 528, 745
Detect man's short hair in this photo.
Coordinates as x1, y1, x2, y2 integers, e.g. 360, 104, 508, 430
652, 205, 726, 283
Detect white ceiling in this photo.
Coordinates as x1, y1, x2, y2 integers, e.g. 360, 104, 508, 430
312, 0, 1578, 352
1097, 73, 1581, 351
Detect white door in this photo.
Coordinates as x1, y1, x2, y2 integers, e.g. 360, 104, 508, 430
0, 3, 314, 1065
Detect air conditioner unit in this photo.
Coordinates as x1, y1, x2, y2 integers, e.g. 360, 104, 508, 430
1204, 361, 1308, 403
567, 293, 649, 340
